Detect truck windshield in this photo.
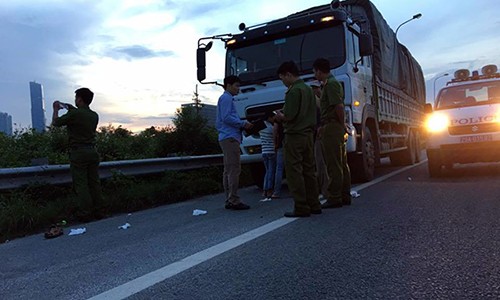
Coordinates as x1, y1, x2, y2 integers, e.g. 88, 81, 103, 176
225, 26, 345, 85
436, 81, 500, 110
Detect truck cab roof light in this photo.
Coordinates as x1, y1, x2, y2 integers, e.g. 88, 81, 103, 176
482, 64, 498, 76
454, 69, 470, 80
227, 39, 236, 45
321, 16, 335, 22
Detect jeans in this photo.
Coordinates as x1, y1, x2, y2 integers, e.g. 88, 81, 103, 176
262, 153, 276, 192
273, 148, 284, 196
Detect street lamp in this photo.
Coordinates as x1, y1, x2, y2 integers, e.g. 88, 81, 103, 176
395, 13, 422, 37
433, 73, 449, 102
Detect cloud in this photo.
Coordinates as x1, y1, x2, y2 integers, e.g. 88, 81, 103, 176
107, 45, 175, 60
139, 114, 174, 121
97, 111, 175, 132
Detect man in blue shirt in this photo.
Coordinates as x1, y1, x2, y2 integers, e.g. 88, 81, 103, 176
216, 75, 253, 210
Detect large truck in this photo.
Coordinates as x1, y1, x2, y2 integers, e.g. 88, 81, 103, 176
197, 0, 426, 183
425, 64, 500, 177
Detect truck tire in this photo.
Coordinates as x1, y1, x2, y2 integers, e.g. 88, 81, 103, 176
349, 127, 375, 182
390, 130, 416, 166
414, 131, 421, 163
427, 149, 442, 177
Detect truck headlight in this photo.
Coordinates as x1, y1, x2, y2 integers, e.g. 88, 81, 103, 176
426, 113, 449, 133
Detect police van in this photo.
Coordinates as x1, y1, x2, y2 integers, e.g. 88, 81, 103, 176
425, 64, 500, 177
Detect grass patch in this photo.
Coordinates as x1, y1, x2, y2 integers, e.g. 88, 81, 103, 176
0, 165, 255, 243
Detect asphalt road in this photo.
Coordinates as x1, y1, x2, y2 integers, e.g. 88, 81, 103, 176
1, 159, 499, 300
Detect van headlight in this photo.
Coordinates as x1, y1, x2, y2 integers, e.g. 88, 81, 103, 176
426, 113, 449, 133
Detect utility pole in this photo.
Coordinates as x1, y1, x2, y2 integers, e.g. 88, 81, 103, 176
192, 84, 202, 114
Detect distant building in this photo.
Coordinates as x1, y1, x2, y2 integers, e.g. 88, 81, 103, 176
181, 103, 217, 128
29, 81, 46, 132
0, 112, 13, 136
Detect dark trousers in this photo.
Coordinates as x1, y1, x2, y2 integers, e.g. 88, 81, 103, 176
70, 148, 103, 214
321, 123, 352, 204
284, 132, 320, 213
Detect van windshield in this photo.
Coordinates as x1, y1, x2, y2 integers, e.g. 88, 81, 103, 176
225, 26, 345, 85
436, 80, 500, 110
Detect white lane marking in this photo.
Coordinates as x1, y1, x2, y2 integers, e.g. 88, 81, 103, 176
88, 160, 426, 300
88, 218, 297, 300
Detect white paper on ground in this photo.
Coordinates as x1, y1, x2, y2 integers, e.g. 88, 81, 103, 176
68, 228, 86, 236
259, 198, 272, 202
192, 209, 207, 216
118, 223, 131, 230
350, 191, 361, 198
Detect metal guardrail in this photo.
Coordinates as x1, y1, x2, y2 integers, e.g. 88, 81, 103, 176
0, 154, 263, 190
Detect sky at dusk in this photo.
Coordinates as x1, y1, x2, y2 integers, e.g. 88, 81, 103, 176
1, 0, 500, 132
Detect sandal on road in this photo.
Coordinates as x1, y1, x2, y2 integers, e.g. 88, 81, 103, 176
44, 225, 63, 239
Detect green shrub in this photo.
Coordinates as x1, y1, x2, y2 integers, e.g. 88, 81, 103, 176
0, 105, 262, 242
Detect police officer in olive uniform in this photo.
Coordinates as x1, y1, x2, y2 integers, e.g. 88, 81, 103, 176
52, 88, 104, 220
275, 61, 321, 217
313, 58, 352, 208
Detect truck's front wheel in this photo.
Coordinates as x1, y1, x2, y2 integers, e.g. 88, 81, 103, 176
427, 149, 442, 177
350, 127, 375, 182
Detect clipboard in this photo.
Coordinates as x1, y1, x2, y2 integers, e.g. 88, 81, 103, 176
244, 119, 267, 136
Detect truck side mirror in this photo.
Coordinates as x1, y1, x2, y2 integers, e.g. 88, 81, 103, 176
197, 48, 207, 82
424, 103, 433, 114
359, 33, 374, 56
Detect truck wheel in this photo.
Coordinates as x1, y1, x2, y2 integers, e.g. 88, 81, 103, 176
427, 149, 442, 177
414, 132, 421, 163
390, 130, 416, 166
350, 127, 375, 182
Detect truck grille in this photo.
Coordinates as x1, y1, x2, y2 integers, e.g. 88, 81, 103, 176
448, 123, 499, 135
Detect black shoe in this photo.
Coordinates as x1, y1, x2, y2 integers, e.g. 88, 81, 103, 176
225, 203, 233, 209
321, 202, 343, 209
311, 209, 322, 215
284, 211, 310, 218
230, 203, 250, 210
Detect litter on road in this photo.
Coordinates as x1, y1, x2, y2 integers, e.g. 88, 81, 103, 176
118, 223, 131, 230
68, 228, 87, 236
192, 209, 207, 216
350, 191, 361, 198
259, 198, 272, 202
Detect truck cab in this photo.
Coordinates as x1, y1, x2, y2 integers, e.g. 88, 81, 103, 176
425, 64, 500, 177
225, 10, 372, 178
197, 0, 425, 185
